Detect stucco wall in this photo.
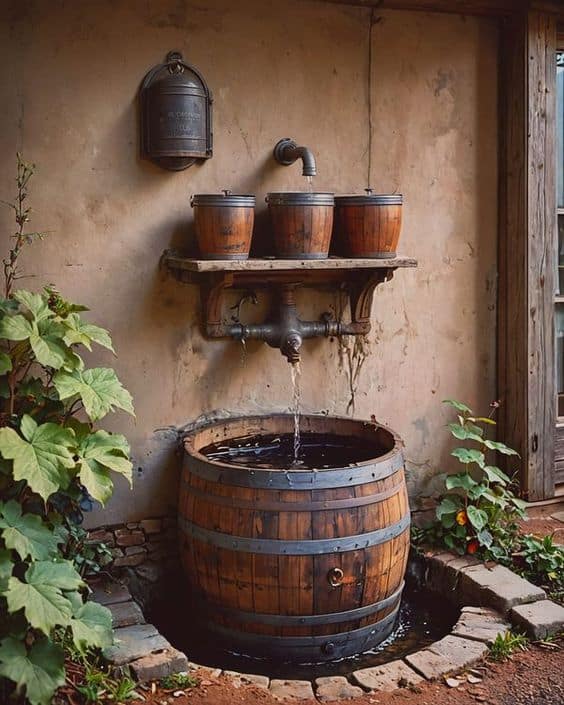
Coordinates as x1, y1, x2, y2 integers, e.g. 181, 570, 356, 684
0, 0, 498, 525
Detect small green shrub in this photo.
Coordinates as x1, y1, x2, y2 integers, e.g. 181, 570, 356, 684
423, 399, 525, 561
160, 672, 198, 689
513, 534, 564, 599
0, 155, 134, 705
489, 631, 528, 661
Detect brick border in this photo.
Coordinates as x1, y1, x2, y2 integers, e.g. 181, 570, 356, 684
92, 549, 564, 701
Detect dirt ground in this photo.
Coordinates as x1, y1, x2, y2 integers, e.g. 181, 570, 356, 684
137, 641, 564, 705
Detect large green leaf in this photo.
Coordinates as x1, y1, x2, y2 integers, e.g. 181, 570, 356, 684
436, 496, 462, 519
0, 314, 33, 341
0, 415, 76, 500
0, 351, 12, 374
29, 320, 68, 369
4, 560, 80, 634
448, 423, 482, 442
76, 430, 132, 505
62, 313, 114, 352
0, 501, 60, 560
5, 577, 72, 634
70, 600, 113, 651
54, 368, 134, 421
483, 465, 511, 486
14, 290, 54, 323
466, 505, 488, 531
0, 548, 13, 591
0, 636, 65, 705
443, 399, 473, 414
445, 473, 477, 491
483, 439, 519, 456
451, 447, 485, 468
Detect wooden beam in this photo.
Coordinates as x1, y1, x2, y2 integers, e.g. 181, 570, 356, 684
322, 1, 564, 18
498, 10, 557, 500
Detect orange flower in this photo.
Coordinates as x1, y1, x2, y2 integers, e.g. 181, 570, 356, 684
467, 539, 479, 554
456, 510, 468, 526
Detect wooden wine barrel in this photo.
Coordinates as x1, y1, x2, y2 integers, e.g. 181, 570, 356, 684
335, 193, 402, 258
179, 414, 410, 663
266, 192, 334, 259
191, 192, 255, 260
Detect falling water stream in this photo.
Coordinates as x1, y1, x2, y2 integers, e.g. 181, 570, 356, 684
306, 175, 314, 192
290, 361, 301, 463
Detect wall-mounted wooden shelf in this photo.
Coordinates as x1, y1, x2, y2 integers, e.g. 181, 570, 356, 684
163, 251, 417, 344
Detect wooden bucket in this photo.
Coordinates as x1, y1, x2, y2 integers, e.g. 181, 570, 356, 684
266, 192, 334, 259
191, 192, 255, 260
179, 414, 410, 662
335, 192, 402, 258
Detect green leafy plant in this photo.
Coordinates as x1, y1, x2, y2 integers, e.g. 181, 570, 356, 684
160, 672, 198, 689
425, 400, 526, 561
0, 155, 135, 705
513, 534, 564, 600
488, 631, 528, 661
62, 524, 113, 578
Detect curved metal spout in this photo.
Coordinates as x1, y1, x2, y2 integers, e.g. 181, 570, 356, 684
273, 138, 317, 177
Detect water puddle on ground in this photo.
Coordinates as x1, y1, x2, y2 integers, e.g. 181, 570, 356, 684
150, 583, 459, 681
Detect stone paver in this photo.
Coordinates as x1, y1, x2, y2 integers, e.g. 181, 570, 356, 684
551, 510, 564, 522
187, 662, 222, 678
510, 599, 564, 639
459, 563, 546, 613
405, 634, 488, 680
352, 659, 423, 691
103, 623, 171, 665
129, 648, 189, 681
425, 552, 481, 600
314, 676, 364, 701
224, 671, 270, 688
108, 600, 145, 628
452, 606, 510, 643
269, 679, 315, 700
89, 581, 132, 606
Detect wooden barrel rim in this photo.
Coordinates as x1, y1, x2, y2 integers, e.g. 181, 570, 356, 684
183, 414, 404, 490
179, 512, 410, 555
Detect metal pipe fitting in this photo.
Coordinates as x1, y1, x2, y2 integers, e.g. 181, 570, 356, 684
273, 138, 317, 177
208, 285, 370, 363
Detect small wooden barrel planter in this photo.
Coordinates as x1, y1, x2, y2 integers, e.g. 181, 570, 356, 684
178, 414, 410, 662
266, 192, 334, 259
191, 191, 255, 260
335, 191, 403, 258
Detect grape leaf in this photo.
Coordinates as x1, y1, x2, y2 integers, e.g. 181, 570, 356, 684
4, 560, 81, 634
0, 636, 65, 705
62, 313, 114, 352
14, 290, 54, 323
0, 314, 33, 340
54, 368, 134, 421
76, 430, 132, 505
70, 601, 113, 651
0, 501, 60, 560
0, 415, 76, 500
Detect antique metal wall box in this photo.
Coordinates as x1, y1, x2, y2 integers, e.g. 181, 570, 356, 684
140, 51, 213, 171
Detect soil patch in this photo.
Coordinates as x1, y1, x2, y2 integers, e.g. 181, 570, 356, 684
137, 641, 563, 705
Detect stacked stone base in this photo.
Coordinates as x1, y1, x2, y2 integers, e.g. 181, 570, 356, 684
90, 547, 564, 701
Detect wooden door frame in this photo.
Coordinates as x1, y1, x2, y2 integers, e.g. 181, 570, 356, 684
498, 10, 559, 501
